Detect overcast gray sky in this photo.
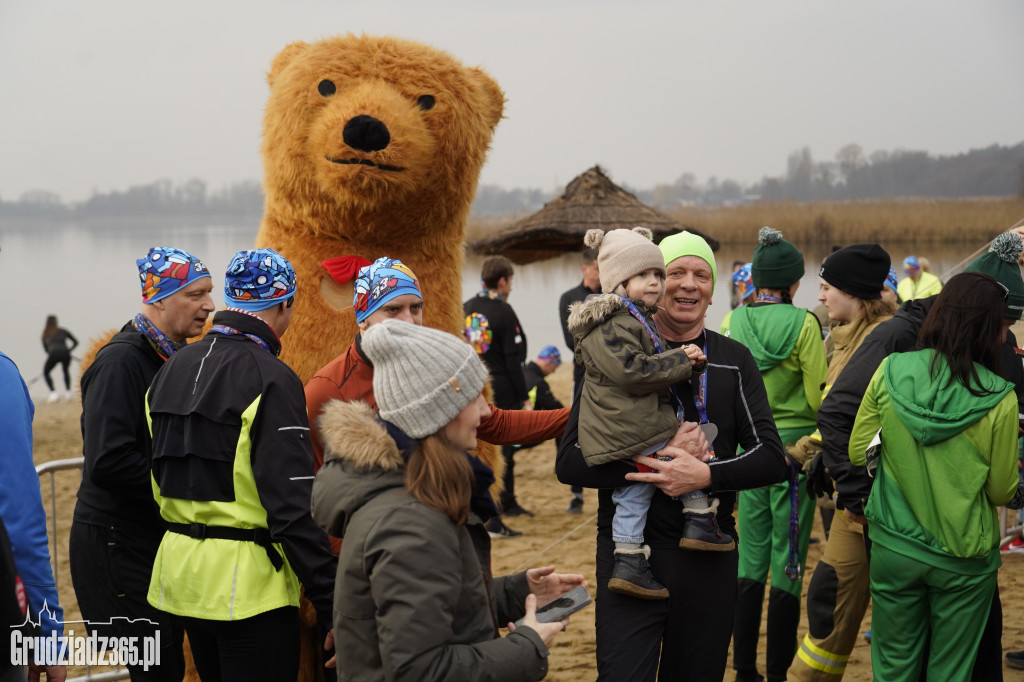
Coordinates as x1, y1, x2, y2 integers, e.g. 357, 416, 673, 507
2, 0, 1022, 203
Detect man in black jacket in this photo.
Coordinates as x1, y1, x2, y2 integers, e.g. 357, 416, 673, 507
557, 231, 787, 681
557, 247, 601, 391
523, 345, 564, 413
557, 248, 600, 513
464, 256, 531, 533
70, 246, 214, 681
146, 248, 336, 681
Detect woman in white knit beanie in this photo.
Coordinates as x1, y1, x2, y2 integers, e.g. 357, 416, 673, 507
311, 320, 584, 680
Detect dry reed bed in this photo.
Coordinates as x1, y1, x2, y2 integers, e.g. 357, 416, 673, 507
467, 197, 1024, 247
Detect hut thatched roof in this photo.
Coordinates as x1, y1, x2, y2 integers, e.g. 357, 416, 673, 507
468, 166, 718, 264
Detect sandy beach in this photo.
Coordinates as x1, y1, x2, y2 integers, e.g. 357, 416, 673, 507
29, 364, 1024, 681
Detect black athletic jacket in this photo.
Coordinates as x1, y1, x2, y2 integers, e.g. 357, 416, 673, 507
146, 310, 336, 626
74, 322, 165, 535
556, 330, 787, 545
463, 293, 528, 407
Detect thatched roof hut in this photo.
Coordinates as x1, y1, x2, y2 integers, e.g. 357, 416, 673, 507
468, 166, 718, 264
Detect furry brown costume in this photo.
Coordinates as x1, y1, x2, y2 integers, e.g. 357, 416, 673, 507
252, 36, 505, 682
254, 34, 505, 384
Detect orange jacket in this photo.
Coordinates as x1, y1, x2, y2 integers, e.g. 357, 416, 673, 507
304, 335, 569, 553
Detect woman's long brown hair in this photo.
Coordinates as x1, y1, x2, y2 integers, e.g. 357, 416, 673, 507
856, 297, 897, 326
918, 272, 1005, 396
42, 315, 59, 343
405, 434, 474, 525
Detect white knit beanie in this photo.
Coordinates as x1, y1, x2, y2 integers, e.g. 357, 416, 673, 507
362, 320, 489, 438
585, 227, 666, 294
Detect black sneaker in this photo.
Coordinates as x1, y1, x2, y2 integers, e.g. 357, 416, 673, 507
680, 508, 736, 552
1007, 650, 1024, 670
503, 503, 534, 518
485, 517, 522, 538
566, 495, 583, 514
607, 549, 669, 600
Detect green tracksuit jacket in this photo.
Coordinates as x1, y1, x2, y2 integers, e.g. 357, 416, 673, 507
850, 349, 1018, 682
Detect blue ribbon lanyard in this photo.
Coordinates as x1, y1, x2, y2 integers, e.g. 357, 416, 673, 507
211, 324, 273, 354
785, 461, 802, 580
620, 298, 686, 413
620, 298, 713, 459
688, 330, 715, 459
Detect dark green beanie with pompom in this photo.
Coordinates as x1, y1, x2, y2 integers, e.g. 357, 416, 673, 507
751, 227, 805, 289
964, 232, 1024, 320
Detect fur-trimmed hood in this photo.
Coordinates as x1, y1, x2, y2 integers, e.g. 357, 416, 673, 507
567, 293, 656, 343
311, 400, 407, 539
318, 399, 403, 470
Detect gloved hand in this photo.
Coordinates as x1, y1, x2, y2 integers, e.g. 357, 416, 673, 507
803, 451, 834, 500
786, 434, 822, 466
1007, 482, 1024, 510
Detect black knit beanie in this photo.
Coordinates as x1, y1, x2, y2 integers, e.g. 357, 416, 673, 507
818, 244, 891, 300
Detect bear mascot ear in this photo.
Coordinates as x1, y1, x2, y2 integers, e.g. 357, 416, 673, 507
468, 66, 505, 130
267, 41, 309, 87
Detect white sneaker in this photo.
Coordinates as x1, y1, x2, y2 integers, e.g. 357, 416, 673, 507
47, 391, 59, 403
64, 391, 74, 401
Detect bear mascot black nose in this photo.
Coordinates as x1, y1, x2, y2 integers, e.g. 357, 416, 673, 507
343, 115, 391, 152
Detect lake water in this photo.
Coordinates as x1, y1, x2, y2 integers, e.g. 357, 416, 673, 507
0, 219, 991, 401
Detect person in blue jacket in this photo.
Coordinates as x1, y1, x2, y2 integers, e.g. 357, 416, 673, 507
0, 350, 66, 681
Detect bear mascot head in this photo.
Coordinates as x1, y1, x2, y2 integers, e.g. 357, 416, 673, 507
255, 34, 505, 384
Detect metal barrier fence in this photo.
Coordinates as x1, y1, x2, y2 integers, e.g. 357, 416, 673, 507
36, 457, 130, 682
1001, 507, 1024, 549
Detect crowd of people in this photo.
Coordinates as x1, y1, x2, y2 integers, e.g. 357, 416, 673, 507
3, 227, 1024, 682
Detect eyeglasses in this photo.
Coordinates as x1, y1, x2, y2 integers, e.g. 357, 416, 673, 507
286, 295, 295, 309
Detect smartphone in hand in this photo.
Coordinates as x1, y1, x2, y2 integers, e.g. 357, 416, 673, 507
514, 585, 593, 629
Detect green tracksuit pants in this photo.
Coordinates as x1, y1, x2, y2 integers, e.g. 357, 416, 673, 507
869, 543, 995, 682
733, 425, 817, 681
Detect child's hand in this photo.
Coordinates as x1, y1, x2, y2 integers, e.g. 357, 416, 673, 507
683, 344, 706, 367
666, 421, 711, 461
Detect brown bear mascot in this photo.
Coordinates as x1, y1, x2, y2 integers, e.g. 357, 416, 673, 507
255, 34, 505, 383
254, 34, 505, 682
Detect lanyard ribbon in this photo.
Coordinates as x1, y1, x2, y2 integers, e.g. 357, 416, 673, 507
211, 324, 274, 354
620, 298, 684, 412
620, 298, 715, 458
785, 461, 802, 580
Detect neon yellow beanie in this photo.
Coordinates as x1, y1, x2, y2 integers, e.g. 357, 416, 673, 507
658, 231, 717, 288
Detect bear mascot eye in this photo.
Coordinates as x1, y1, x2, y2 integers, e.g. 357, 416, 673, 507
416, 95, 435, 111
318, 79, 337, 97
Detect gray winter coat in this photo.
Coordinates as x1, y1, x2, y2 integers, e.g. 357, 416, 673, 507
310, 400, 549, 682
567, 293, 702, 466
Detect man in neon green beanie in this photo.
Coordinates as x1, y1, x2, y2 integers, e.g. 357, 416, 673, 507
557, 229, 789, 680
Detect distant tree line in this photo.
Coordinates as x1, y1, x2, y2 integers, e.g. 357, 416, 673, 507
638, 142, 1024, 209
0, 179, 263, 218
2, 142, 1021, 218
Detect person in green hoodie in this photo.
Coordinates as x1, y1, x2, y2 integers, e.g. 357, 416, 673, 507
721, 227, 828, 682
849, 271, 1019, 682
